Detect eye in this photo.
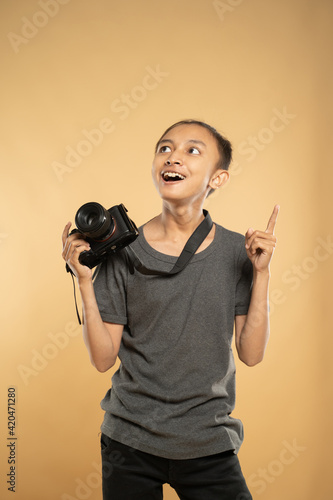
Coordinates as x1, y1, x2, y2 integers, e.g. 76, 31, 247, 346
158, 145, 171, 153
188, 147, 200, 155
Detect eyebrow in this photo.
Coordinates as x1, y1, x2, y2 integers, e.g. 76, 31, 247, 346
158, 139, 207, 148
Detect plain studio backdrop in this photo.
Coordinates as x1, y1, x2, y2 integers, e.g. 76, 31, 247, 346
0, 1, 332, 499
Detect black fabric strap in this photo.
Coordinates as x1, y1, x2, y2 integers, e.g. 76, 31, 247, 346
66, 264, 82, 325
66, 264, 101, 325
67, 210, 213, 324
125, 210, 213, 276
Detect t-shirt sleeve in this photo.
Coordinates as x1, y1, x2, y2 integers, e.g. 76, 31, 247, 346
235, 241, 253, 316
93, 251, 128, 325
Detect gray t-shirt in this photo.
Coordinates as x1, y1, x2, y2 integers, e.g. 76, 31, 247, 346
93, 222, 253, 459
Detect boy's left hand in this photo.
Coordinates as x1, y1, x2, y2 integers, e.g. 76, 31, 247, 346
245, 205, 279, 273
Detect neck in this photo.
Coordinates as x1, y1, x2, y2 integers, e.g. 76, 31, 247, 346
159, 202, 205, 238
143, 200, 213, 256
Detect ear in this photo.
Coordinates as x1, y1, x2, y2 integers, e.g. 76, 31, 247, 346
208, 169, 229, 191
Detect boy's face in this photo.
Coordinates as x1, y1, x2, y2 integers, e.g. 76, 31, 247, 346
152, 124, 226, 204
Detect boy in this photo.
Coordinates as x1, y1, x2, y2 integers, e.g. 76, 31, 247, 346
62, 119, 278, 499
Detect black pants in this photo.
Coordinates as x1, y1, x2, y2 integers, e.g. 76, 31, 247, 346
101, 434, 252, 500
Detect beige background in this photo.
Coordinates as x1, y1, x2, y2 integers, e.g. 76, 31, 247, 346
1, 0, 332, 499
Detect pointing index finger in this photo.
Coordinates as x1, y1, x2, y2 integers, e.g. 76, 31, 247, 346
265, 205, 280, 234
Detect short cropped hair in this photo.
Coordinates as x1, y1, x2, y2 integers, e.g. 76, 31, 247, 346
155, 119, 232, 171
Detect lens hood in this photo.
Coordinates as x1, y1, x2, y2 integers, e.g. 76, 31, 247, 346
75, 202, 114, 240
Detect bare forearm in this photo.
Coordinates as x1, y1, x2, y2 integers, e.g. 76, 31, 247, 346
78, 278, 118, 371
62, 223, 120, 372
237, 270, 270, 366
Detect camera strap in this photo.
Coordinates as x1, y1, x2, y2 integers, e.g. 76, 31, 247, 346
67, 210, 213, 324
66, 265, 83, 325
125, 210, 213, 276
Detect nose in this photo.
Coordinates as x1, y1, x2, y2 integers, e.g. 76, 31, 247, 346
165, 155, 182, 166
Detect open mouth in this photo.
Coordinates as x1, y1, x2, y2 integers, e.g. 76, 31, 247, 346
162, 171, 186, 182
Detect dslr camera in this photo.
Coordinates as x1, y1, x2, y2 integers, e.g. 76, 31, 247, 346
70, 202, 139, 268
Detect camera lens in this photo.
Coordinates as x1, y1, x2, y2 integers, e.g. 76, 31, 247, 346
75, 202, 114, 240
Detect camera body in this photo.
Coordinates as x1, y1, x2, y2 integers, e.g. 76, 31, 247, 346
71, 202, 139, 269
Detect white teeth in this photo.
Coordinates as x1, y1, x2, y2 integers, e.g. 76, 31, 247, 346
163, 172, 185, 181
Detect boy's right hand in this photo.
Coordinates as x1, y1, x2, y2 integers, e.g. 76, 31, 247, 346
62, 222, 92, 281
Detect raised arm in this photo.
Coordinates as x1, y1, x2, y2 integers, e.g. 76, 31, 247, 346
235, 205, 279, 366
62, 222, 123, 372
